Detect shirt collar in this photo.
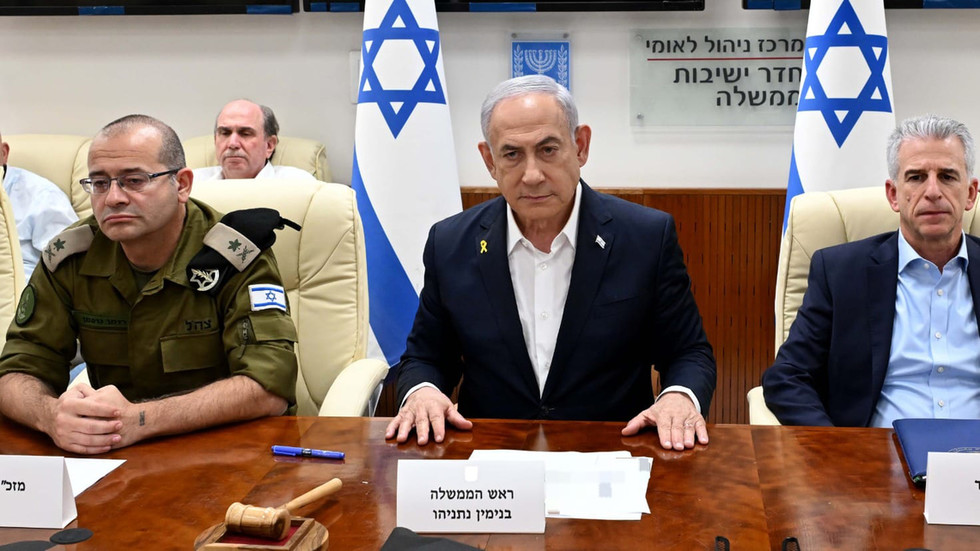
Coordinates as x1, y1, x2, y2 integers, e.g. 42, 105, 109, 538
897, 229, 969, 273
506, 182, 582, 255
221, 160, 271, 180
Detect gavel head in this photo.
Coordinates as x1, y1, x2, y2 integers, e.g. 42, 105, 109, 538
224, 502, 291, 540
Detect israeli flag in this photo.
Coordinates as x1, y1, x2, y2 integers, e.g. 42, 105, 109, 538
249, 284, 288, 313
353, 0, 461, 366
784, 0, 895, 230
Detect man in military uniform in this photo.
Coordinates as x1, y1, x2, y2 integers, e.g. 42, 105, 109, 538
0, 115, 298, 455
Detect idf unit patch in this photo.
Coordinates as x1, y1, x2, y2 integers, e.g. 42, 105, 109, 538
249, 284, 287, 313
15, 285, 36, 326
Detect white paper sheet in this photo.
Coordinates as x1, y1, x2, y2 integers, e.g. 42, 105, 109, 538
469, 450, 652, 520
65, 458, 125, 498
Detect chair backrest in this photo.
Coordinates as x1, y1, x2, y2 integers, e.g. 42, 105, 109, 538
190, 178, 367, 416
4, 134, 92, 219
0, 187, 26, 352
4, 134, 332, 222
775, 185, 980, 350
182, 135, 332, 183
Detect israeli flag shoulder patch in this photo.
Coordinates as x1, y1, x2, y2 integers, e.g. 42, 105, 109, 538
248, 284, 287, 313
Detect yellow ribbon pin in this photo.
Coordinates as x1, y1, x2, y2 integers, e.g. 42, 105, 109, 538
480, 239, 488, 254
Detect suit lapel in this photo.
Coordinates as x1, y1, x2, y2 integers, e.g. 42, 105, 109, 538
866, 233, 899, 421
542, 183, 613, 400
965, 236, 980, 326
476, 199, 539, 394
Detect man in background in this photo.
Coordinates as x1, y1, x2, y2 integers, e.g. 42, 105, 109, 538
0, 131, 78, 278
193, 99, 314, 181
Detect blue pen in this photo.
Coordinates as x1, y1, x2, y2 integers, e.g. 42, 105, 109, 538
271, 445, 345, 460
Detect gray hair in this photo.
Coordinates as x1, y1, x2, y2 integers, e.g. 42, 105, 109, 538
97, 114, 186, 170
887, 114, 975, 179
259, 104, 279, 139
480, 75, 578, 142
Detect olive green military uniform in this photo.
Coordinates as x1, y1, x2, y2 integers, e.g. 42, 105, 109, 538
0, 198, 298, 405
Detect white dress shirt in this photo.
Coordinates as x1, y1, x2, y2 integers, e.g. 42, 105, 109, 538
505, 184, 581, 395
192, 161, 315, 181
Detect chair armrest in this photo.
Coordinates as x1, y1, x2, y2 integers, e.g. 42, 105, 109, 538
747, 386, 781, 426
319, 358, 390, 417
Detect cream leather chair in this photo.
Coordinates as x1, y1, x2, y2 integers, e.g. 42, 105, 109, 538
749, 186, 980, 424
0, 188, 27, 351
4, 134, 331, 221
192, 178, 387, 416
183, 135, 332, 183
4, 134, 92, 219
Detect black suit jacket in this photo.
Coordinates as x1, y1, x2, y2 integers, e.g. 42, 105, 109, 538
396, 182, 716, 421
762, 231, 980, 426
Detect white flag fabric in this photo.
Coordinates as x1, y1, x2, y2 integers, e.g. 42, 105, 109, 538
784, 0, 894, 229
353, 0, 461, 365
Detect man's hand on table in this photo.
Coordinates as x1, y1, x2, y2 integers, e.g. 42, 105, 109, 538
621, 392, 708, 450
385, 386, 473, 445
45, 383, 122, 455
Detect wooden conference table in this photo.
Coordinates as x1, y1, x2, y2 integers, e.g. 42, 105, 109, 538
0, 417, 976, 550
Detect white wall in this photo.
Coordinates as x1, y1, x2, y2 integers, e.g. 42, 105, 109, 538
1, 3, 979, 188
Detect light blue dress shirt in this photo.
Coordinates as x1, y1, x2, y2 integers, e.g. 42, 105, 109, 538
1, 166, 78, 279
870, 231, 980, 427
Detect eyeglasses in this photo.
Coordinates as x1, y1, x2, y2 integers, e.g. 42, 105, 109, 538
79, 168, 181, 195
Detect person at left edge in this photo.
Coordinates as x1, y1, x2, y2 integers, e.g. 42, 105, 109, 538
0, 129, 79, 279
387, 75, 716, 450
0, 115, 298, 455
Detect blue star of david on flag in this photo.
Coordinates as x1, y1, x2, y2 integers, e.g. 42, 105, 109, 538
797, 0, 891, 148
358, 0, 445, 139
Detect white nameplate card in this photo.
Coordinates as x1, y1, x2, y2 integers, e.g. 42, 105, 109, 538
396, 460, 545, 533
0, 455, 76, 528
923, 451, 980, 525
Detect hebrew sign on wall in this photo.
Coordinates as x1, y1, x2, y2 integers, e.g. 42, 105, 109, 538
630, 27, 805, 127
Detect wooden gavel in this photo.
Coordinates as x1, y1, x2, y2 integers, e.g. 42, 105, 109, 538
224, 478, 343, 540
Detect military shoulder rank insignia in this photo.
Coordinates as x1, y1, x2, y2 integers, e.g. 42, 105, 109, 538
42, 226, 95, 272
203, 223, 260, 272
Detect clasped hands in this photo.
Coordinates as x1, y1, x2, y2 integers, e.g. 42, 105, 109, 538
45, 383, 141, 455
384, 387, 708, 450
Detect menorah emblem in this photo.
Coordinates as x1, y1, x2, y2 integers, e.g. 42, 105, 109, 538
524, 49, 558, 74
512, 42, 570, 89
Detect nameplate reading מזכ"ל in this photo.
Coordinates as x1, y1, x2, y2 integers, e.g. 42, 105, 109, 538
396, 460, 545, 533
924, 451, 980, 525
0, 455, 76, 528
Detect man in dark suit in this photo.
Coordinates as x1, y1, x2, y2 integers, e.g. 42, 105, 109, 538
385, 76, 716, 450
763, 114, 980, 427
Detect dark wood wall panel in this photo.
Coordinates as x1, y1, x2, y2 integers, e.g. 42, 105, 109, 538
377, 188, 786, 425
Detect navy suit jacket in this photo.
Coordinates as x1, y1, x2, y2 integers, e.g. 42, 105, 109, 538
762, 231, 980, 427
396, 182, 716, 421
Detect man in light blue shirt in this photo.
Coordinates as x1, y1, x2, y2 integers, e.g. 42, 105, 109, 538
0, 132, 79, 279
763, 115, 980, 426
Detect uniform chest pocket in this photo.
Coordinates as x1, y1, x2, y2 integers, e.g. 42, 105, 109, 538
74, 311, 130, 366
160, 330, 224, 373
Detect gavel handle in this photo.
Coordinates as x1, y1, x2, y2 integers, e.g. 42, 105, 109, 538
282, 478, 343, 513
